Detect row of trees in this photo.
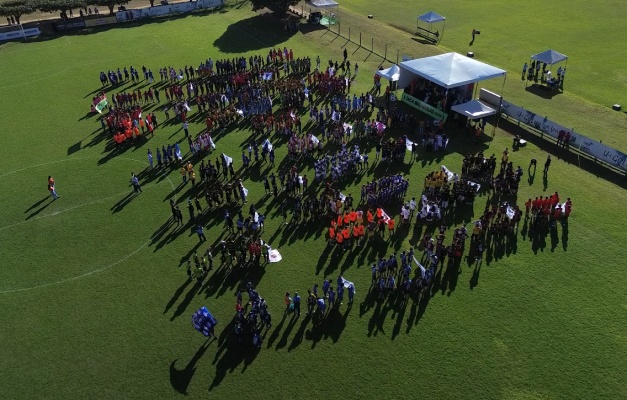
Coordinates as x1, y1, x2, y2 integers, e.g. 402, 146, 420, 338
1, 0, 300, 24
0, 0, 133, 23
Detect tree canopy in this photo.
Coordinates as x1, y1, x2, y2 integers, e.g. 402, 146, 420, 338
36, 0, 85, 13
0, 0, 37, 24
250, 0, 298, 16
90, 0, 130, 15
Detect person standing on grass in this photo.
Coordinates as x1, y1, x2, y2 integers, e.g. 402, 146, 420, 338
284, 292, 292, 313
147, 149, 153, 169
347, 284, 355, 304
130, 173, 142, 193
196, 225, 206, 242
293, 292, 301, 317
48, 176, 59, 200
544, 155, 551, 175
183, 121, 189, 137
188, 199, 195, 220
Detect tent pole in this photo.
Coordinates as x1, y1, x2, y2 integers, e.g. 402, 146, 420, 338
501, 73, 507, 95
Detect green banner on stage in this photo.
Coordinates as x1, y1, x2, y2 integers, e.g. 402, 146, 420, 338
401, 92, 448, 121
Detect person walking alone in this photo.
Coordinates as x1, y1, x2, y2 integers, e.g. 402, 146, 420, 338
48, 175, 59, 200
130, 173, 142, 193
543, 155, 551, 175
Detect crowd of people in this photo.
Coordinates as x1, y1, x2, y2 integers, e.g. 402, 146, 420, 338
370, 248, 437, 300
234, 282, 273, 349
86, 43, 579, 352
524, 193, 572, 228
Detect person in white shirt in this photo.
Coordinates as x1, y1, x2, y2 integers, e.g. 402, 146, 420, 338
409, 197, 417, 217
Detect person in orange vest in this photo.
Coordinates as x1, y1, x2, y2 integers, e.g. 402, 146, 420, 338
524, 198, 532, 218
337, 214, 343, 228
342, 227, 350, 248
336, 231, 344, 248
367, 210, 373, 224
376, 208, 383, 219
378, 218, 386, 238
357, 223, 365, 246
387, 217, 395, 237
343, 211, 350, 227
349, 210, 356, 226
329, 226, 336, 244
352, 223, 360, 243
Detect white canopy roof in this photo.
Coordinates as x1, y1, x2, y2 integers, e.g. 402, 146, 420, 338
306, 0, 338, 7
376, 64, 401, 82
451, 100, 497, 119
531, 49, 568, 65
399, 52, 506, 89
418, 11, 445, 23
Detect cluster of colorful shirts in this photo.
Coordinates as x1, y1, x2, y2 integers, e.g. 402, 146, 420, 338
327, 207, 393, 245
112, 111, 155, 144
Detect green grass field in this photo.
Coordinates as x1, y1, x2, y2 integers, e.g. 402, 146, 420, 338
0, 3, 626, 399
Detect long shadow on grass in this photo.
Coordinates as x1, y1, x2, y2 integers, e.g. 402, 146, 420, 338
24, 196, 50, 214
170, 338, 213, 395
25, 198, 54, 220
209, 320, 260, 391
212, 14, 298, 54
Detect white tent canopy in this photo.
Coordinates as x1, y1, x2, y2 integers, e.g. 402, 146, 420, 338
398, 52, 507, 89
376, 64, 401, 82
306, 0, 338, 7
451, 100, 497, 119
531, 49, 568, 65
418, 11, 445, 23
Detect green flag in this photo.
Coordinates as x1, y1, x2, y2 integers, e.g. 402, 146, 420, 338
95, 98, 108, 114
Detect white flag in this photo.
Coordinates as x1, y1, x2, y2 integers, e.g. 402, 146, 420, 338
222, 153, 233, 165
269, 249, 282, 263
405, 137, 414, 152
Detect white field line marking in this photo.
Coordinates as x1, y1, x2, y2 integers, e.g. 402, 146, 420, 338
0, 235, 157, 294
0, 157, 176, 294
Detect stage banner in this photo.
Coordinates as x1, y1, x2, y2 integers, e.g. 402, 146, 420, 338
401, 92, 448, 122
500, 100, 582, 148
84, 16, 118, 27
578, 138, 627, 171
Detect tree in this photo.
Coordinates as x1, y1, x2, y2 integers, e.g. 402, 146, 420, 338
0, 0, 37, 24
90, 0, 131, 15
250, 0, 298, 16
36, 0, 85, 14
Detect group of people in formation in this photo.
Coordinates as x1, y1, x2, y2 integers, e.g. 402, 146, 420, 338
327, 206, 400, 249
234, 282, 273, 349
524, 193, 573, 228
302, 275, 356, 327
370, 247, 440, 301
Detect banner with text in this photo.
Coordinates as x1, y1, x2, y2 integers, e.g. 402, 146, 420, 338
578, 137, 627, 171
54, 18, 86, 30
84, 16, 118, 27
0, 27, 41, 41
500, 99, 582, 148
116, 0, 223, 22
500, 99, 627, 171
401, 92, 448, 122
